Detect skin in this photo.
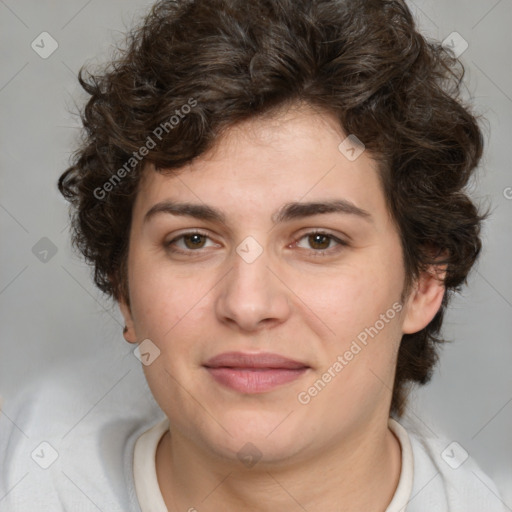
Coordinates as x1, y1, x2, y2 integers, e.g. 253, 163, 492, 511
120, 103, 445, 511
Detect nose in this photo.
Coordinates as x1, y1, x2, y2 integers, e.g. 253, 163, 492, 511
214, 244, 292, 333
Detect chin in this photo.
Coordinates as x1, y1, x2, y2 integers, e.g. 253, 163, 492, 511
196, 412, 305, 463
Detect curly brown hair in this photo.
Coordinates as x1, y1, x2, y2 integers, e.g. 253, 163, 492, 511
58, 0, 489, 416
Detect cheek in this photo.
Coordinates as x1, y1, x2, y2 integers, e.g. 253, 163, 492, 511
128, 252, 217, 349
294, 250, 405, 397
299, 300, 403, 420
292, 256, 403, 340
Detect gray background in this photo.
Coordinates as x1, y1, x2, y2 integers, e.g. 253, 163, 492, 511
1, 0, 511, 506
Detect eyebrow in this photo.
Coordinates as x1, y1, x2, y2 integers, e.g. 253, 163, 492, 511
143, 199, 373, 225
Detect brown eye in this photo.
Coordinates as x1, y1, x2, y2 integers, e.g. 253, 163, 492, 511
182, 233, 207, 249
295, 231, 348, 255
165, 231, 218, 255
307, 233, 331, 250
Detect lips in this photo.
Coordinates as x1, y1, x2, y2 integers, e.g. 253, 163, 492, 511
204, 352, 308, 370
203, 352, 309, 393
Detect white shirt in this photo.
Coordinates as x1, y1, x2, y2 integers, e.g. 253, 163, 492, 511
0, 360, 507, 511
132, 417, 416, 512
131, 415, 506, 512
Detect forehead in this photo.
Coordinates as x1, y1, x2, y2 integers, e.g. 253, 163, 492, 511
134, 105, 389, 223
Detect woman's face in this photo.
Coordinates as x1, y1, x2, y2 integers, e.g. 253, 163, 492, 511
120, 106, 437, 465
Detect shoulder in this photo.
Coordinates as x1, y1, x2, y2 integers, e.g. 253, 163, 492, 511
396, 415, 507, 512
0, 357, 165, 511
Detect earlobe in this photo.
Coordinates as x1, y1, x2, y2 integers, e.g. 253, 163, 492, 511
401, 265, 446, 335
119, 299, 137, 344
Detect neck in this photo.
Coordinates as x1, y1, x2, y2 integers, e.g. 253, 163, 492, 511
156, 415, 402, 512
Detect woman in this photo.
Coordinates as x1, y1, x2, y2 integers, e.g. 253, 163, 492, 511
1, 0, 506, 510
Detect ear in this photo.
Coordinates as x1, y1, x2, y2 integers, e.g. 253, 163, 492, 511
401, 263, 446, 335
119, 298, 138, 344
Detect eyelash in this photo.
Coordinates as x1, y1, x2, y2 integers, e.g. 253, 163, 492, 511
165, 230, 348, 257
